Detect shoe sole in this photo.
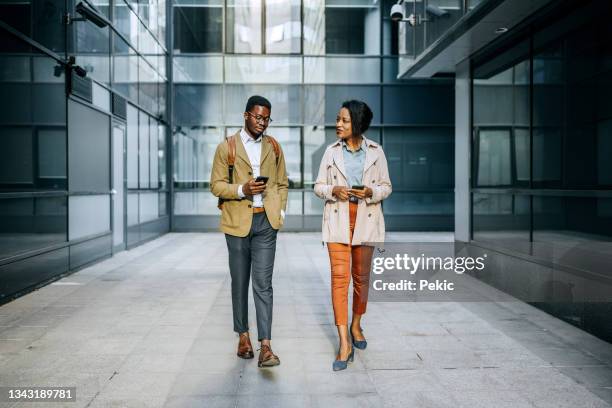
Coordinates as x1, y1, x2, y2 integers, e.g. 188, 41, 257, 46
237, 352, 254, 359
258, 358, 280, 367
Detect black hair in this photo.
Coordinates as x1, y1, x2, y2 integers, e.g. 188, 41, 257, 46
245, 95, 272, 112
341, 100, 373, 136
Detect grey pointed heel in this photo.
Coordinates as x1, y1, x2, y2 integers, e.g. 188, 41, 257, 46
332, 347, 354, 371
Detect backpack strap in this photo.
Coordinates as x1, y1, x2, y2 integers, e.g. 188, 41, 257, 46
217, 135, 237, 210
227, 134, 236, 170
265, 135, 280, 165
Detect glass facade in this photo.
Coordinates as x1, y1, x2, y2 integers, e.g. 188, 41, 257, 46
171, 0, 455, 230
0, 0, 455, 300
471, 8, 612, 277
0, 0, 170, 300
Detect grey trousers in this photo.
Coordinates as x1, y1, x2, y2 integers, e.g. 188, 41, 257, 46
225, 212, 277, 341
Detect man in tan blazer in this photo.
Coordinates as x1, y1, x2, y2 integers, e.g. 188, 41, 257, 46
210, 95, 288, 367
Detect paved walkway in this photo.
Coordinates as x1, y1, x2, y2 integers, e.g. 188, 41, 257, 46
1, 233, 611, 408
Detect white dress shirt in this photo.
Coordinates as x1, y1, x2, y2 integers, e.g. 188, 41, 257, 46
237, 128, 264, 208
236, 128, 285, 219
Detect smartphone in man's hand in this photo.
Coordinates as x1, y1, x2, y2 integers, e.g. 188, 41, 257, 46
255, 176, 269, 184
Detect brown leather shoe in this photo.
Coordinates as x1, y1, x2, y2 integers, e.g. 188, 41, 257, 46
258, 344, 280, 367
237, 332, 254, 359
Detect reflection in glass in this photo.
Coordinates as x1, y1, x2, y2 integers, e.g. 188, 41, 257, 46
226, 0, 263, 54
174, 4, 223, 53
0, 196, 67, 259
476, 130, 511, 187
473, 193, 530, 249
303, 0, 325, 55
73, 21, 110, 84
173, 56, 223, 83
68, 195, 111, 240
267, 128, 301, 188
139, 111, 150, 189
225, 56, 302, 84
265, 0, 301, 54
225, 85, 301, 125
174, 191, 220, 215
174, 127, 222, 189
174, 85, 223, 125
325, 2, 380, 55
304, 57, 380, 83
127, 104, 139, 189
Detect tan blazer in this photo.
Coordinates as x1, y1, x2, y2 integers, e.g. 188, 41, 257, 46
314, 137, 392, 245
210, 131, 289, 237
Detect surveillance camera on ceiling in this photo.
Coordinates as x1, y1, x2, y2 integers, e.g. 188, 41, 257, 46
390, 3, 405, 22
75, 0, 110, 28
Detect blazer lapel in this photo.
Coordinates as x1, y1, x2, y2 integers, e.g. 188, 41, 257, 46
260, 135, 272, 168
234, 131, 253, 170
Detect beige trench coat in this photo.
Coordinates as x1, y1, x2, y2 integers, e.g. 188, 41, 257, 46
314, 137, 392, 245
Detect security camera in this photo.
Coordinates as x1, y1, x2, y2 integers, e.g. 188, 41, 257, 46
75, 0, 110, 28
390, 3, 404, 22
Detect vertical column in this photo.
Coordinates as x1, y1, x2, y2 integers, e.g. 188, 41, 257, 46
455, 58, 471, 242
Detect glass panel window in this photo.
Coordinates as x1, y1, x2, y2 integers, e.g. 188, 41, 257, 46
226, 0, 263, 54
324, 2, 380, 55
174, 191, 220, 215
265, 0, 301, 54
139, 112, 150, 189
174, 127, 222, 189
174, 85, 223, 125
0, 196, 67, 259
68, 195, 111, 240
303, 0, 325, 55
150, 118, 159, 189
173, 56, 223, 83
304, 57, 380, 83
225, 85, 301, 125
127, 104, 139, 189
267, 127, 302, 188
476, 130, 512, 187
225, 56, 302, 84
174, 4, 223, 53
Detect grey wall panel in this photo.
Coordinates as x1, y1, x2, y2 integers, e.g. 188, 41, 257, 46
69, 234, 111, 270
68, 100, 110, 192
0, 247, 69, 302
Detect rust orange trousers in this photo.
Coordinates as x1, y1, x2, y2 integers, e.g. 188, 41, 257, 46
327, 201, 374, 326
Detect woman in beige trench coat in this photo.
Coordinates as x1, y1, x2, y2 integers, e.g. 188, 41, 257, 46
314, 100, 392, 371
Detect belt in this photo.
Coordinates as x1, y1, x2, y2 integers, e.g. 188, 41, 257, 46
349, 196, 359, 203
253, 207, 265, 214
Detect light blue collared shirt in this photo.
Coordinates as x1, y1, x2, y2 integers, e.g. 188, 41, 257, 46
342, 138, 366, 187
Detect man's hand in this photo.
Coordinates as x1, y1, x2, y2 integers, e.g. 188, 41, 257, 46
243, 179, 266, 196
332, 186, 349, 200
348, 187, 373, 199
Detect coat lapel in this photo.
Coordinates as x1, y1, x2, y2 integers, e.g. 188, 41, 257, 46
234, 131, 253, 170
362, 137, 379, 173
331, 142, 347, 181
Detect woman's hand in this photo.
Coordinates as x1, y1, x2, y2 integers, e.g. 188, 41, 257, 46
332, 186, 349, 200
348, 187, 373, 200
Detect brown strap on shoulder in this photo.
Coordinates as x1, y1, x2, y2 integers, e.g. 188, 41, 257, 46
227, 135, 236, 166
265, 136, 280, 165
217, 135, 237, 211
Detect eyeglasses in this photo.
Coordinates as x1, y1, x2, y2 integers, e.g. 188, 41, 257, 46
246, 111, 273, 124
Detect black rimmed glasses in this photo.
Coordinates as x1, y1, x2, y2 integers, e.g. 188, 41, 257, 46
246, 111, 273, 124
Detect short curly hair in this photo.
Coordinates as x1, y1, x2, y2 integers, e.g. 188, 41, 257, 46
245, 95, 271, 112
341, 100, 373, 136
